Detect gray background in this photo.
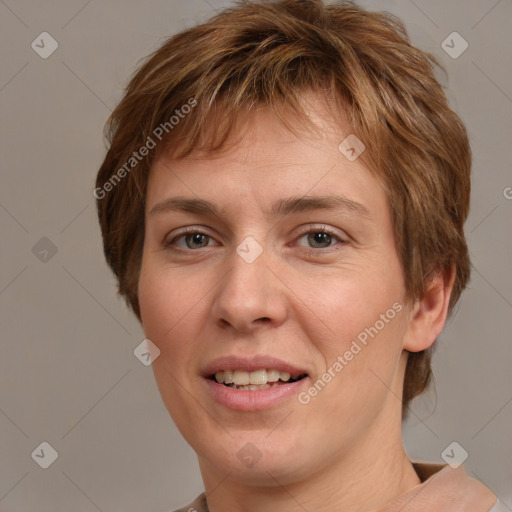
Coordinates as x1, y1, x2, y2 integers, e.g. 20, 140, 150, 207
0, 0, 510, 511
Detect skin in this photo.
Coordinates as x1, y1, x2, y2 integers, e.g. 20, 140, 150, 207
138, 93, 455, 512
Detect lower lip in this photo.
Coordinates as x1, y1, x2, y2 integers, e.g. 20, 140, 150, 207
204, 377, 309, 411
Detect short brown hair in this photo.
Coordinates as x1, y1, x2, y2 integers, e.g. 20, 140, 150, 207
95, 0, 471, 418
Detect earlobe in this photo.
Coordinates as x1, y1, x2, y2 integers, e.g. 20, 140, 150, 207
403, 264, 456, 353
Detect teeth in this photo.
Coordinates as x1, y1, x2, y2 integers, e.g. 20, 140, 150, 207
233, 370, 250, 385
214, 369, 295, 385
266, 369, 280, 382
249, 370, 266, 385
280, 371, 291, 382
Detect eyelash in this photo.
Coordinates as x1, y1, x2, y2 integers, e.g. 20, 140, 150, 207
164, 225, 347, 255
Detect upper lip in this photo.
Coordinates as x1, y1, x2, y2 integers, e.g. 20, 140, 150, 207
202, 355, 309, 379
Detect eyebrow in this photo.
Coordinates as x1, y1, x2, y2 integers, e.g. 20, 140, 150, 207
149, 194, 371, 219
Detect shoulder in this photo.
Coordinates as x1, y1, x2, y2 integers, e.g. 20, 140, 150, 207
488, 499, 510, 512
168, 492, 207, 512
396, 461, 499, 511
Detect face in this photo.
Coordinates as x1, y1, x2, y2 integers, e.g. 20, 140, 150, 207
138, 94, 412, 486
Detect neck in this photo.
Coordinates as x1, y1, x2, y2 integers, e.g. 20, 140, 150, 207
198, 412, 421, 512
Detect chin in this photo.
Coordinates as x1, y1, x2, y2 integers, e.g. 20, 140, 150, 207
197, 428, 313, 484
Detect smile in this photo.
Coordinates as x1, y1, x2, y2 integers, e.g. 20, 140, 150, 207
212, 369, 308, 390
202, 355, 310, 409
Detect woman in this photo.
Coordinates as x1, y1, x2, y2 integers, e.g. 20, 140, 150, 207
95, 0, 503, 510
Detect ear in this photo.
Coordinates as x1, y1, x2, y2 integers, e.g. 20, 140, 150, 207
402, 264, 456, 352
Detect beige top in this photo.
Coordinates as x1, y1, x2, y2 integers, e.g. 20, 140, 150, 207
171, 461, 500, 512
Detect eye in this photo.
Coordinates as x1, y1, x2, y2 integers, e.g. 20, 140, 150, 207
165, 228, 217, 250
164, 225, 347, 253
294, 225, 347, 251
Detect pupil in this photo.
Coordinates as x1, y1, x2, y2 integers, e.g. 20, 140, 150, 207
309, 232, 331, 248
187, 233, 208, 248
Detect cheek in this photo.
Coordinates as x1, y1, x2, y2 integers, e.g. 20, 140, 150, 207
138, 270, 169, 340
294, 266, 405, 344
138, 261, 216, 382
138, 268, 194, 412
138, 265, 189, 357
138, 262, 214, 441
294, 266, 407, 408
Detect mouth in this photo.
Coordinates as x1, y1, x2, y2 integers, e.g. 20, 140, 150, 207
202, 356, 310, 410
209, 369, 309, 391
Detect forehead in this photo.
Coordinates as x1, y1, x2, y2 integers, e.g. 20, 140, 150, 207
145, 93, 386, 221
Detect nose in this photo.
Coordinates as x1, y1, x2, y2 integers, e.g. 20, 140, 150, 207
210, 239, 288, 334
